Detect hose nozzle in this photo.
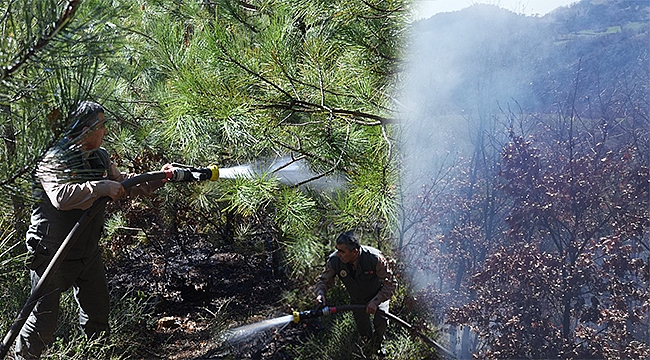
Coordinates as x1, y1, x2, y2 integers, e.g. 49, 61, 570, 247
166, 165, 219, 182
292, 306, 336, 323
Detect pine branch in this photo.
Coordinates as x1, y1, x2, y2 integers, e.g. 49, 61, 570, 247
216, 39, 292, 100
220, 0, 259, 34
0, 163, 33, 188
0, 0, 15, 25
1, 0, 80, 81
359, 0, 399, 13
0, 133, 58, 189
253, 101, 394, 125
216, 41, 395, 125
270, 137, 345, 172
292, 130, 349, 188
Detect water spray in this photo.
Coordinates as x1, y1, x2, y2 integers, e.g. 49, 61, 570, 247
291, 304, 457, 359
215, 157, 345, 189
221, 300, 456, 358
223, 304, 456, 358
0, 165, 220, 358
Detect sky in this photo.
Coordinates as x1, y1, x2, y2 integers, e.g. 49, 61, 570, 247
414, 0, 580, 19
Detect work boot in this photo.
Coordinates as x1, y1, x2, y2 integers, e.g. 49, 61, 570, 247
358, 335, 374, 356
376, 346, 388, 358
360, 335, 376, 357
368, 333, 387, 358
359, 335, 371, 345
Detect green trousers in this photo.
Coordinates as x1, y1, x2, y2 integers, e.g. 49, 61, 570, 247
351, 300, 390, 343
15, 250, 110, 359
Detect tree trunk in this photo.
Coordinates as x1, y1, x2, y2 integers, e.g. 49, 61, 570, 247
1, 105, 26, 234
460, 325, 471, 359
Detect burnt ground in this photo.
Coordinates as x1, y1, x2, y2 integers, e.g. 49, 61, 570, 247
105, 230, 317, 359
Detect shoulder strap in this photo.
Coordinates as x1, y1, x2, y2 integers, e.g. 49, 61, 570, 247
95, 147, 111, 169
358, 246, 379, 271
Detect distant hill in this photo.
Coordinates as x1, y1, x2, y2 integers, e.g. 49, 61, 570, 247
406, 0, 649, 115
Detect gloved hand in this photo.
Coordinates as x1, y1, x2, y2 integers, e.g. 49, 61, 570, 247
316, 293, 326, 306
94, 180, 125, 200
154, 163, 175, 187
366, 301, 378, 314
160, 163, 175, 182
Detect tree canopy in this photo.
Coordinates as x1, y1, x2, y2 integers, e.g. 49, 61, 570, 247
1, 0, 421, 358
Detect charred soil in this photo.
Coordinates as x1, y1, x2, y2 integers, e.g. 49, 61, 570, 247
105, 219, 314, 359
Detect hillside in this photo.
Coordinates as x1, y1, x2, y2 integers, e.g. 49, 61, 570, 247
400, 1, 649, 357
408, 0, 649, 115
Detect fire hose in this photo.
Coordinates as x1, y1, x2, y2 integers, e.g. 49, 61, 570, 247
293, 304, 457, 359
0, 165, 219, 358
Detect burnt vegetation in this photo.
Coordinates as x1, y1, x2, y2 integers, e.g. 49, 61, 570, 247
0, 0, 647, 359
404, 0, 649, 358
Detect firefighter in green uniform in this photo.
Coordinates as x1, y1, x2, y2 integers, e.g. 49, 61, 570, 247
314, 230, 397, 356
15, 101, 172, 359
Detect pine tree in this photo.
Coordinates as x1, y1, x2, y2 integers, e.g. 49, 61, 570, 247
2, 0, 414, 356
0, 0, 133, 354
0, 0, 130, 219
116, 0, 409, 272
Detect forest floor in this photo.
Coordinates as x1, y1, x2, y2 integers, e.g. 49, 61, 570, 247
106, 230, 316, 359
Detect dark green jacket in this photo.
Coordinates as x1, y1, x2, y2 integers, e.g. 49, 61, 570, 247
327, 246, 386, 304
26, 139, 111, 264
